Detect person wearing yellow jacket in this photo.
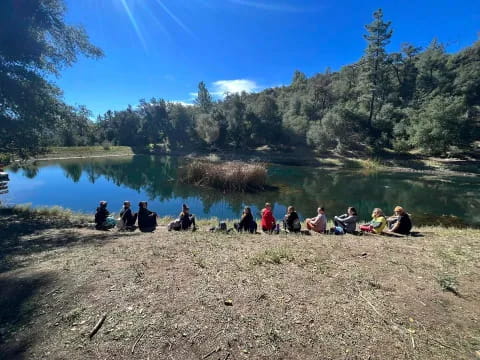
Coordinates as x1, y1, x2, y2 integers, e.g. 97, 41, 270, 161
360, 208, 387, 234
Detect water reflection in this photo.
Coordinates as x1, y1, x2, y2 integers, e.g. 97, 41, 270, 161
4, 155, 480, 227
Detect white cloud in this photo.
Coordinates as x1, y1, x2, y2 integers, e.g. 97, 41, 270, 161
169, 100, 194, 106
212, 79, 261, 97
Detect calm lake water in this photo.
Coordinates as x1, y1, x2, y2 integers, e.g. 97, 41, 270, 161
2, 155, 479, 226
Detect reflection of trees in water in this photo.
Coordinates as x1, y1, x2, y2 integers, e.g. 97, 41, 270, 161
20, 156, 480, 225
62, 163, 82, 182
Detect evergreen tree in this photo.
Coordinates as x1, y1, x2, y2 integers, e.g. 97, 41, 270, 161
362, 9, 393, 127
195, 81, 213, 112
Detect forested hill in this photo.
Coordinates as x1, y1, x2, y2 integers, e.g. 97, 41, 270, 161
2, 8, 479, 158
93, 20, 479, 156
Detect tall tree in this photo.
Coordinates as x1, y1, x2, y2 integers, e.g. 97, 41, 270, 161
362, 9, 393, 126
195, 81, 213, 112
0, 0, 103, 157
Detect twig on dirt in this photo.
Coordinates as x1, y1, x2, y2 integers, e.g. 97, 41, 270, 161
402, 263, 414, 273
202, 346, 221, 359
89, 313, 107, 339
410, 333, 415, 349
131, 325, 149, 354
358, 292, 388, 325
223, 353, 230, 360
45, 287, 61, 296
416, 320, 459, 352
429, 337, 458, 351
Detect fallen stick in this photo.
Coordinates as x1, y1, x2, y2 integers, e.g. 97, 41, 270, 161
223, 353, 230, 360
89, 314, 107, 339
202, 346, 221, 359
358, 292, 388, 324
131, 326, 149, 354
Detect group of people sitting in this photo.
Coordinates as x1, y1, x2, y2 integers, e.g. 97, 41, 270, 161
94, 201, 196, 232
95, 200, 159, 232
233, 203, 412, 235
94, 200, 413, 236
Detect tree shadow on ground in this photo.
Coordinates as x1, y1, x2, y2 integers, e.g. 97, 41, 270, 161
0, 208, 143, 358
0, 273, 53, 360
0, 208, 142, 273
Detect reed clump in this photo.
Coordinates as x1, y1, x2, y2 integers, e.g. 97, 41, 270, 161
181, 161, 268, 192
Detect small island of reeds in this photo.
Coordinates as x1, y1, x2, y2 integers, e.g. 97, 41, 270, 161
180, 160, 268, 192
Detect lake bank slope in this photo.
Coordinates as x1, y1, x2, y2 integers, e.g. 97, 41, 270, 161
1, 207, 479, 359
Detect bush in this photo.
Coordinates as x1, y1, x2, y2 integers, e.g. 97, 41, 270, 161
0, 153, 12, 166
180, 161, 268, 192
102, 141, 112, 150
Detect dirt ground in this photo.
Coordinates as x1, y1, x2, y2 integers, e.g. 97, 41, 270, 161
1, 210, 480, 359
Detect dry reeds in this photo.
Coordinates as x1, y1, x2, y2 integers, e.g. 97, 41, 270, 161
180, 161, 268, 192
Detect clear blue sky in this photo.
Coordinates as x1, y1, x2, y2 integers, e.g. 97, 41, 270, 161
57, 0, 479, 116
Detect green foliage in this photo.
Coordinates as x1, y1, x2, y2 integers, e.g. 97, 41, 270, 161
4, 6, 479, 158
408, 96, 470, 155
0, 0, 103, 157
195, 113, 220, 145
195, 81, 213, 112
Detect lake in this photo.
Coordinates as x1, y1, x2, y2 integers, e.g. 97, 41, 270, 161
2, 155, 479, 226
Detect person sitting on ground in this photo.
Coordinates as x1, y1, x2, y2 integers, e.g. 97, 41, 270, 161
137, 201, 158, 232
306, 206, 327, 233
334, 207, 358, 234
386, 206, 412, 235
283, 206, 301, 233
178, 203, 197, 231
234, 206, 258, 233
261, 202, 276, 233
118, 201, 137, 231
360, 208, 387, 234
94, 201, 116, 230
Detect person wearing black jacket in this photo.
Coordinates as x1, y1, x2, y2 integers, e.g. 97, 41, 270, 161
94, 201, 111, 230
137, 201, 157, 232
283, 206, 301, 232
179, 203, 196, 231
119, 201, 137, 230
234, 206, 257, 233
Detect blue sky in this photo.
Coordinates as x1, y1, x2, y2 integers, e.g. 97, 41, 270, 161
57, 0, 480, 116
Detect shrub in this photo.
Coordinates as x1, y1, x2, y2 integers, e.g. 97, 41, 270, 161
180, 161, 268, 192
0, 153, 12, 166
102, 141, 112, 150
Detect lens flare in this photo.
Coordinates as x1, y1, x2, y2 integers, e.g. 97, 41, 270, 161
119, 0, 148, 50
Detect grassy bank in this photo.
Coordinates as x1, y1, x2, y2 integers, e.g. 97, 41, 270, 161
34, 146, 134, 160
1, 206, 480, 359
26, 146, 480, 177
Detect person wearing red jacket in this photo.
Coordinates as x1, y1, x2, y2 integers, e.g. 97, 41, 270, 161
261, 202, 276, 233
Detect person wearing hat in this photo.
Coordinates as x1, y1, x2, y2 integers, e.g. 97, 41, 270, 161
387, 206, 412, 235
179, 203, 196, 231
138, 201, 158, 232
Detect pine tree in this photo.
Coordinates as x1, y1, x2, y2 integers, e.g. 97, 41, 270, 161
195, 81, 213, 112
362, 9, 393, 126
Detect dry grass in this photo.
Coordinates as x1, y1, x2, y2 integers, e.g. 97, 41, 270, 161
1, 210, 480, 359
34, 146, 134, 160
180, 161, 268, 192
